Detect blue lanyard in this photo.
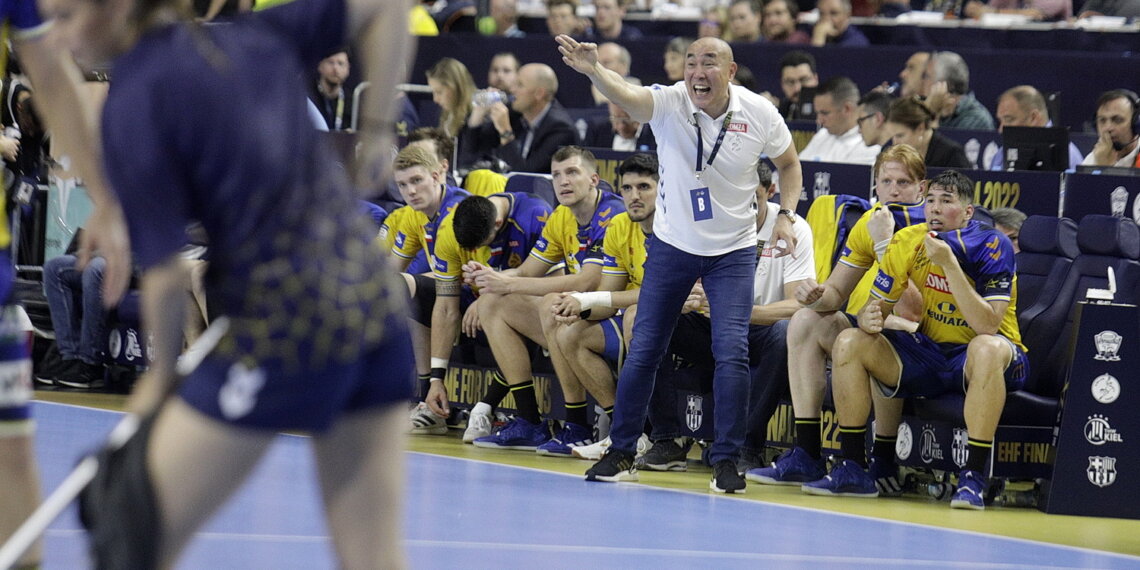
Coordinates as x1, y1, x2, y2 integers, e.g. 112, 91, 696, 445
694, 110, 733, 179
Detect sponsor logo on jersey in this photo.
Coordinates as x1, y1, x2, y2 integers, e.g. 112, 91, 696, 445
1094, 330, 1123, 361
1087, 456, 1117, 488
395, 232, 406, 248
874, 272, 894, 292
727, 122, 749, 133
925, 272, 951, 294
926, 310, 970, 327
535, 238, 549, 252
936, 301, 957, 314
1085, 415, 1124, 445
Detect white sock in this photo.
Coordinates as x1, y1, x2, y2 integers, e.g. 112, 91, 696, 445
472, 402, 492, 416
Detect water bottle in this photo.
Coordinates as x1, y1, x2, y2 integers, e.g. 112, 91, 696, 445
884, 82, 900, 95
472, 89, 511, 107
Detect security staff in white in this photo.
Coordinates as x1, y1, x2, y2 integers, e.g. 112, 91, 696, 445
557, 34, 803, 493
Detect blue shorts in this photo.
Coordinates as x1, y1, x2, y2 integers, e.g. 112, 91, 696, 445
599, 314, 626, 368
179, 313, 414, 433
877, 329, 1029, 399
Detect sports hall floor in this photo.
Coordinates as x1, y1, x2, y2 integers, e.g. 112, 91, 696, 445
28, 391, 1140, 569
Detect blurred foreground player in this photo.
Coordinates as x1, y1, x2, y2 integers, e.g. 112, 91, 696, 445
46, 0, 416, 566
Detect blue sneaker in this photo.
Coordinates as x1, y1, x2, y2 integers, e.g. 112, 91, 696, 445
951, 469, 987, 510
473, 417, 550, 450
536, 422, 594, 457
802, 459, 879, 498
746, 447, 826, 486
868, 457, 903, 497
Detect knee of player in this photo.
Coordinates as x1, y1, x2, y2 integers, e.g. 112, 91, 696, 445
831, 326, 871, 361
964, 335, 1009, 376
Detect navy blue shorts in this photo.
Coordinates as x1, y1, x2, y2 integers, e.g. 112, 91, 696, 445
599, 314, 626, 368
877, 329, 1029, 399
179, 313, 414, 433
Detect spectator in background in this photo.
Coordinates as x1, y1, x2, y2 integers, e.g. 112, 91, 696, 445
921, 51, 995, 130
1082, 89, 1140, 168
699, 6, 727, 38
310, 49, 353, 131
762, 0, 810, 44
800, 77, 881, 165
592, 42, 632, 105
857, 90, 895, 148
774, 50, 819, 121
991, 207, 1026, 253
662, 37, 691, 84
732, 64, 757, 93
726, 0, 763, 43
896, 51, 928, 99
965, 0, 1072, 20
1078, 0, 1140, 18
487, 52, 520, 93
886, 96, 971, 168
470, 63, 578, 174
426, 57, 476, 139
587, 0, 643, 41
490, 0, 526, 37
583, 78, 656, 151
35, 253, 109, 389
989, 85, 1082, 171
812, 0, 870, 47
547, 0, 583, 37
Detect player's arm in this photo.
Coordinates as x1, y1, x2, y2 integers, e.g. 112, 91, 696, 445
125, 256, 190, 416
798, 263, 864, 312
17, 35, 132, 306
552, 272, 632, 322
752, 280, 806, 325
555, 35, 653, 123
926, 234, 1006, 335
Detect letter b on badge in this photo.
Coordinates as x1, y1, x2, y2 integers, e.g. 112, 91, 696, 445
690, 187, 713, 221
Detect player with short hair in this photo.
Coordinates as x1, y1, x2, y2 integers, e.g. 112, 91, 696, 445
803, 170, 1026, 511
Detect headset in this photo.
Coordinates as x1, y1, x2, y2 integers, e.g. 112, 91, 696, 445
1097, 89, 1140, 150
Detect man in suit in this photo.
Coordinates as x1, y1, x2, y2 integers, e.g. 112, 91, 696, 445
472, 63, 578, 174
582, 79, 656, 151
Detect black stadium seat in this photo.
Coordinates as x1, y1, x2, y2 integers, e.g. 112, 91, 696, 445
1015, 216, 1079, 322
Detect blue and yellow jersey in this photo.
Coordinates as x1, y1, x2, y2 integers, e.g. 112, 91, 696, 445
432, 192, 551, 284
382, 205, 427, 262
530, 190, 624, 274
872, 221, 1024, 350
837, 200, 926, 313
601, 212, 648, 290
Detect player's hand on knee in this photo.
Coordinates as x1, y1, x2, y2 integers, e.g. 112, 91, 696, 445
462, 301, 482, 337
795, 278, 825, 308
857, 302, 885, 334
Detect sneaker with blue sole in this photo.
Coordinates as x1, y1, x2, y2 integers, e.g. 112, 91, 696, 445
473, 417, 550, 450
536, 421, 594, 457
951, 469, 987, 510
802, 459, 879, 498
746, 446, 826, 485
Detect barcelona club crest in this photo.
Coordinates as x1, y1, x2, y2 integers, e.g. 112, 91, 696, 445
1094, 330, 1123, 362
951, 428, 970, 469
686, 394, 703, 432
1087, 456, 1118, 488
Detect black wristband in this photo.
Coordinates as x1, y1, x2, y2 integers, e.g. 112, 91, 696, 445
430, 367, 447, 381
579, 308, 592, 320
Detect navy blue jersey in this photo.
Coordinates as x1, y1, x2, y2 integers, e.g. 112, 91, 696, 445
102, 0, 402, 371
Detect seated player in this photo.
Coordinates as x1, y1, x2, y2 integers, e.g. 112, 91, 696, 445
419, 189, 553, 437
640, 162, 814, 474
464, 146, 624, 450
802, 170, 1027, 511
536, 153, 660, 456
748, 144, 928, 491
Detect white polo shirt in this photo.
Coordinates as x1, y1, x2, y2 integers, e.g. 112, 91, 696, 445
648, 82, 793, 256
754, 202, 815, 305
798, 125, 880, 166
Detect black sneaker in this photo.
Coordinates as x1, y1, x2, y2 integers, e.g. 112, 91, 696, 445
585, 449, 638, 482
56, 360, 107, 390
636, 437, 692, 472
736, 449, 765, 475
710, 459, 746, 494
34, 349, 68, 386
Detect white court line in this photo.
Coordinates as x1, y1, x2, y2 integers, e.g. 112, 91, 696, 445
408, 451, 1140, 564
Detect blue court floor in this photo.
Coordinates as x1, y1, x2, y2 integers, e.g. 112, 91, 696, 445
31, 402, 1140, 569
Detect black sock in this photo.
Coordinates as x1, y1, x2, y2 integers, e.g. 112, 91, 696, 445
565, 400, 588, 427
839, 425, 868, 468
511, 381, 541, 425
481, 371, 510, 408
603, 405, 614, 419
417, 373, 431, 401
966, 438, 992, 473
795, 417, 822, 459
872, 434, 898, 465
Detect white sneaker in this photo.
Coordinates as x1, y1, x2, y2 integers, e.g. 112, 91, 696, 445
571, 433, 650, 461
463, 407, 494, 443
408, 402, 448, 435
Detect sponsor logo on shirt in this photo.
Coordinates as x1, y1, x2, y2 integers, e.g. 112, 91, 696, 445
727, 122, 748, 133
925, 272, 951, 294
874, 271, 894, 292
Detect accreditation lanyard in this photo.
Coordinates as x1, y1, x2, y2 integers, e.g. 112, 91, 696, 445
333, 92, 345, 130
694, 110, 733, 180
